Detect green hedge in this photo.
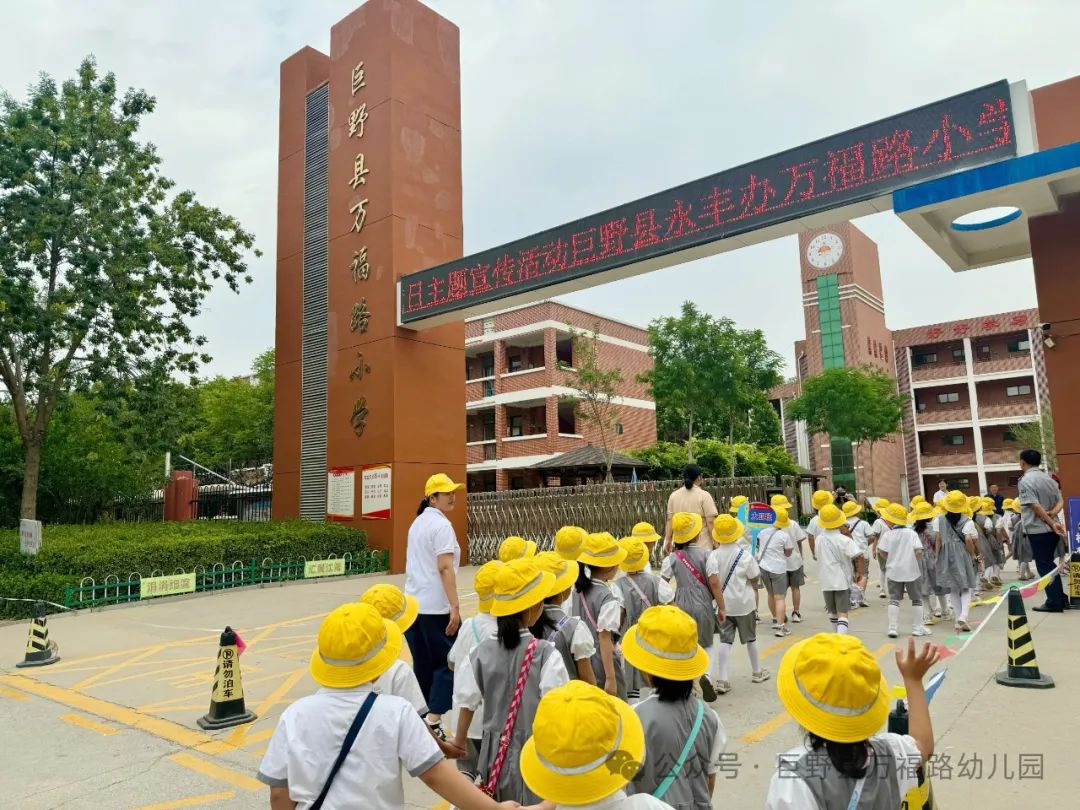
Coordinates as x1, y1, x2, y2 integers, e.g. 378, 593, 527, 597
0, 521, 369, 619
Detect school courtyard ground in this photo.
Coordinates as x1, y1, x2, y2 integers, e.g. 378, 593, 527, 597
0, 559, 1073, 809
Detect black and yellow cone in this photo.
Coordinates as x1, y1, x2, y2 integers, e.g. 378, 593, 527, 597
15, 601, 59, 668
1067, 551, 1080, 609
197, 626, 257, 730
995, 588, 1054, 689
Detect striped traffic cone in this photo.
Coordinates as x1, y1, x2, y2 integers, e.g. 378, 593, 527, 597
15, 601, 60, 668
197, 626, 257, 730
995, 588, 1054, 689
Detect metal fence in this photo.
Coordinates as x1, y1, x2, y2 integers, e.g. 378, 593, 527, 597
63, 549, 390, 610
466, 475, 799, 564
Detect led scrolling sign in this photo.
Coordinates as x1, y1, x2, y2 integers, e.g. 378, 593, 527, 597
398, 81, 1016, 326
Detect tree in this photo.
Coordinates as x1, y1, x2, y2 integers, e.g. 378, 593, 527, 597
1012, 411, 1056, 471
561, 327, 623, 482
786, 366, 905, 494
0, 57, 259, 519
626, 438, 798, 480
638, 302, 783, 462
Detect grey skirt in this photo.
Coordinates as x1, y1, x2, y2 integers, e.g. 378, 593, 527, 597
936, 536, 977, 591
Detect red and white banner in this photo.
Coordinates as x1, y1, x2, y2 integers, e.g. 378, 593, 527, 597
362, 464, 392, 520
327, 467, 356, 521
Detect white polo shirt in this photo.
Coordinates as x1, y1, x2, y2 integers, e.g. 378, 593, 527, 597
258, 686, 442, 810
706, 544, 760, 616
878, 527, 924, 583
783, 523, 808, 572
557, 791, 677, 809
372, 658, 427, 715
756, 527, 794, 576
404, 507, 460, 614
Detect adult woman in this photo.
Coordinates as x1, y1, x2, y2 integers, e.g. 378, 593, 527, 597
663, 464, 719, 553
404, 472, 465, 741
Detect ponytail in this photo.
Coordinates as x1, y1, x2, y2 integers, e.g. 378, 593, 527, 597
575, 562, 593, 595
497, 614, 523, 650
807, 733, 869, 779
416, 497, 430, 517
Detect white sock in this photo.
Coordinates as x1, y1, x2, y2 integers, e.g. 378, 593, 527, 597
887, 603, 899, 628
717, 642, 732, 681
837, 618, 849, 634
706, 638, 722, 683
948, 592, 962, 617
960, 590, 972, 620
937, 594, 949, 614
911, 605, 924, 628
746, 641, 761, 674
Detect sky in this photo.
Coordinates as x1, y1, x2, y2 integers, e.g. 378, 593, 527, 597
3, 0, 1079, 379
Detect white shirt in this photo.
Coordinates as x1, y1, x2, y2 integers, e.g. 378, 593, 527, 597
706, 544, 760, 616
447, 613, 498, 740
878, 527, 924, 583
765, 733, 922, 810
404, 507, 460, 613
756, 527, 794, 575
453, 632, 570, 712
931, 515, 978, 543
783, 523, 807, 572
556, 791, 675, 809
595, 580, 625, 633
258, 687, 442, 810
372, 659, 427, 715
846, 518, 871, 556
869, 518, 889, 543
805, 515, 821, 538
816, 529, 862, 591
933, 490, 948, 504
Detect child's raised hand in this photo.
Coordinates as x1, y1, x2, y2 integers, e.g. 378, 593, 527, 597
895, 637, 941, 682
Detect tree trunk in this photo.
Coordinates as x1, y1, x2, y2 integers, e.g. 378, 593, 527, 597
866, 440, 875, 499
687, 412, 695, 463
20, 436, 42, 520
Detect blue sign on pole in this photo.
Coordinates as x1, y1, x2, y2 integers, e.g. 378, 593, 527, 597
747, 502, 775, 556
1067, 496, 1080, 555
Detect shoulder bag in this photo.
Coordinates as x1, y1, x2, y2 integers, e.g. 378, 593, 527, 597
482, 638, 539, 797
652, 698, 705, 800
309, 692, 377, 810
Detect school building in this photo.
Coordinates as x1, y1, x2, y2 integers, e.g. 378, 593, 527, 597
771, 221, 1049, 506
464, 301, 657, 492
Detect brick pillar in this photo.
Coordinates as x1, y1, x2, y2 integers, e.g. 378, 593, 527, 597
494, 339, 506, 394
543, 328, 557, 384
546, 395, 559, 444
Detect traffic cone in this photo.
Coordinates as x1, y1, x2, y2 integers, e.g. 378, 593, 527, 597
15, 601, 59, 668
888, 693, 938, 809
995, 588, 1054, 689
197, 626, 257, 729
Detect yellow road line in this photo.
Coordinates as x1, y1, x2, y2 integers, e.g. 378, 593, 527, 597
432, 802, 451, 810
132, 791, 235, 810
74, 643, 172, 690
168, 752, 264, 792
0, 685, 31, 701
61, 712, 118, 736
226, 667, 305, 746
239, 727, 276, 747
88, 657, 216, 691
0, 675, 233, 755
43, 634, 216, 672
759, 634, 801, 659
135, 669, 295, 713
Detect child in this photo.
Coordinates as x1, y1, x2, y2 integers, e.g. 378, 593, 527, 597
814, 504, 862, 635
258, 603, 517, 810
978, 497, 1006, 587
530, 551, 597, 685
554, 525, 585, 561
804, 489, 834, 560
771, 494, 807, 624
1004, 499, 1034, 580
572, 532, 629, 698
498, 535, 537, 562
615, 537, 674, 699
451, 558, 569, 803
867, 498, 892, 599
623, 605, 727, 807
359, 584, 429, 717
932, 491, 979, 633
520, 680, 676, 809
447, 560, 502, 779
755, 507, 795, 638
765, 634, 940, 809
630, 521, 662, 572
877, 503, 930, 638
661, 512, 726, 703
909, 501, 949, 623
842, 500, 872, 609
706, 514, 771, 694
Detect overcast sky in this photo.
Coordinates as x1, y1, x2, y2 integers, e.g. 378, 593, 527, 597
4, 1, 1078, 378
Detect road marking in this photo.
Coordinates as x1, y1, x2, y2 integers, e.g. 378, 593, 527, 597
135, 669, 298, 714
0, 675, 234, 755
168, 752, 264, 792
61, 712, 118, 736
759, 634, 801, 659
239, 727, 276, 747
226, 667, 306, 745
132, 791, 236, 809
0, 685, 31, 701
74, 643, 174, 690
432, 802, 451, 810
88, 657, 218, 690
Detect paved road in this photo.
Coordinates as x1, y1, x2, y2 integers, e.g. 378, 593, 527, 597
0, 558, 1073, 808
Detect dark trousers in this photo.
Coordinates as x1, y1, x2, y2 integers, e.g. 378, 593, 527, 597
1028, 532, 1067, 608
405, 613, 457, 714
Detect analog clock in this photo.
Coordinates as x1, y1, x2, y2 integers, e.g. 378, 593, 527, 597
806, 232, 844, 269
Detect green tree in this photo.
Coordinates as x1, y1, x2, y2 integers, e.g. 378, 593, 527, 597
638, 302, 782, 462
0, 57, 259, 519
1012, 411, 1056, 471
626, 438, 797, 480
561, 327, 623, 482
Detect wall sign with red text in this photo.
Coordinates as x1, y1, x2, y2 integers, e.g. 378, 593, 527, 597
399, 81, 1016, 327
361, 464, 392, 520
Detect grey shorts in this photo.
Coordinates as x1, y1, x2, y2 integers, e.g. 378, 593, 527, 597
718, 613, 757, 645
761, 569, 789, 596
787, 566, 806, 588
887, 578, 923, 605
824, 589, 851, 614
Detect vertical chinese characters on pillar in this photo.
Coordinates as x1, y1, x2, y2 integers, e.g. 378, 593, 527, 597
347, 59, 373, 437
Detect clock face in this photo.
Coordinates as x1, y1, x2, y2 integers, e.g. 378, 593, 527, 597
806, 232, 844, 269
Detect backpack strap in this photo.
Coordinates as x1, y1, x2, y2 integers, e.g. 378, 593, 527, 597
653, 698, 705, 800
721, 549, 745, 593
483, 638, 539, 796
623, 574, 653, 609
309, 692, 377, 810
673, 549, 709, 590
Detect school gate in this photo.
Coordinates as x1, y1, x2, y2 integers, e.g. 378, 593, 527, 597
274, 0, 1080, 572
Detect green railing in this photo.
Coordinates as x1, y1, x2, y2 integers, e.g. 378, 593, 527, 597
62, 549, 390, 609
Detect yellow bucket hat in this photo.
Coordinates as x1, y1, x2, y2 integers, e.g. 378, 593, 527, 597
520, 681, 646, 805
908, 501, 936, 523
489, 559, 556, 618
671, 512, 703, 544
841, 500, 861, 518
424, 472, 464, 497
872, 498, 891, 513
728, 495, 748, 515
941, 490, 968, 514
817, 504, 847, 531
978, 498, 996, 516
770, 493, 793, 510
554, 526, 586, 560
881, 502, 909, 526
474, 560, 503, 613
309, 602, 402, 689
499, 536, 538, 562
811, 490, 834, 510
773, 506, 791, 529
618, 538, 650, 573
777, 633, 889, 743
711, 514, 745, 544
578, 532, 628, 568
1006, 498, 1021, 514
910, 495, 928, 509
622, 605, 709, 681
630, 522, 661, 544
534, 551, 578, 596
359, 583, 419, 632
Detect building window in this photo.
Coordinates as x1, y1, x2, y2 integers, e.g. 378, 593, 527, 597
483, 317, 494, 334
942, 434, 965, 446
912, 352, 937, 366
1003, 430, 1018, 442
481, 356, 495, 377
1006, 384, 1032, 397
509, 416, 523, 437
1007, 339, 1031, 353
937, 392, 960, 404
508, 355, 523, 372
952, 348, 964, 361
816, 275, 845, 369
948, 477, 971, 490
510, 476, 525, 490
615, 422, 624, 435
1007, 475, 1020, 487
916, 400, 926, 412
978, 344, 991, 357
482, 380, 495, 398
